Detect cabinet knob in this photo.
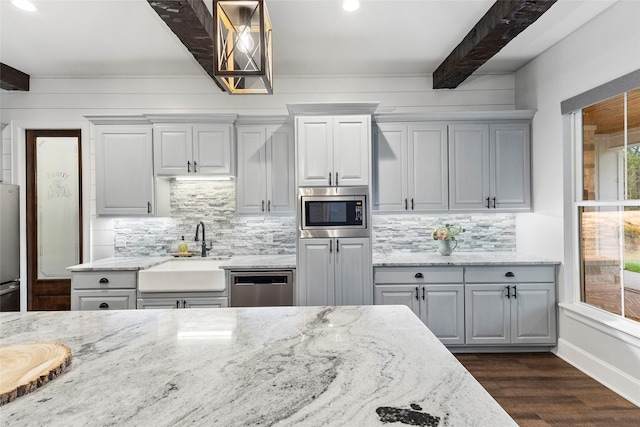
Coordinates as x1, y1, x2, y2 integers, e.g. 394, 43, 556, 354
99, 278, 109, 284
505, 272, 515, 277
414, 272, 424, 279
99, 302, 109, 309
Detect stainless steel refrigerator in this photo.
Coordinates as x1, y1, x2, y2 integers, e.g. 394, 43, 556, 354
0, 184, 20, 311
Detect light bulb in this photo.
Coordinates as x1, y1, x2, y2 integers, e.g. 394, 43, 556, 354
236, 25, 254, 54
343, 0, 360, 12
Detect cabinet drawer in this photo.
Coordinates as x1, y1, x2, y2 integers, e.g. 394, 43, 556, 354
374, 267, 463, 284
72, 290, 137, 310
465, 266, 555, 283
72, 271, 137, 290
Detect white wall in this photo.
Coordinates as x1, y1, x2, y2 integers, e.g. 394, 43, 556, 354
515, 0, 640, 405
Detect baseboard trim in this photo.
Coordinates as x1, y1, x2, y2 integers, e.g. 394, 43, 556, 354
555, 338, 640, 407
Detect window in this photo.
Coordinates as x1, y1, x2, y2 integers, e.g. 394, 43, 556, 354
577, 87, 640, 322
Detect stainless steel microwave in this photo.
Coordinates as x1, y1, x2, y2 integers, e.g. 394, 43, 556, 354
298, 186, 369, 238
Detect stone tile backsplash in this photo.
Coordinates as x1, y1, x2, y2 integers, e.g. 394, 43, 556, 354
114, 181, 516, 257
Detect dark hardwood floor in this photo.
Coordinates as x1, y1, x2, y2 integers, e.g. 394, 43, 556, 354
455, 353, 640, 427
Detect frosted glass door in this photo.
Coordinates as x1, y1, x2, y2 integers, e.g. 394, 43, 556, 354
36, 137, 80, 279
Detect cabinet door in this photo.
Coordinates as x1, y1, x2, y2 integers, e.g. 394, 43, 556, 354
297, 239, 334, 306
184, 297, 229, 308
409, 125, 448, 211
333, 116, 370, 186
373, 124, 407, 211
511, 283, 557, 345
424, 284, 464, 345
266, 125, 295, 213
335, 238, 372, 305
490, 123, 531, 210
193, 125, 233, 175
153, 125, 192, 175
236, 126, 267, 214
465, 284, 510, 345
374, 285, 420, 318
96, 126, 155, 215
297, 117, 332, 186
448, 124, 490, 210
72, 290, 136, 310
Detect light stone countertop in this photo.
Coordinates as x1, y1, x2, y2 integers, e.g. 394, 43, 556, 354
219, 254, 296, 270
66, 256, 170, 271
374, 251, 560, 267
0, 305, 516, 427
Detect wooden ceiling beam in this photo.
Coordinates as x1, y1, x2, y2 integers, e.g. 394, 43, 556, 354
1, 63, 30, 91
146, 0, 225, 91
433, 0, 557, 89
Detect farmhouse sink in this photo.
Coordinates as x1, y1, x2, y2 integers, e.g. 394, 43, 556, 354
138, 259, 226, 293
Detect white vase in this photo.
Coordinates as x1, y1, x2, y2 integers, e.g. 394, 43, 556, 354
438, 239, 457, 256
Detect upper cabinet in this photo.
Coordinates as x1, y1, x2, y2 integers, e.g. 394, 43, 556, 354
236, 124, 295, 214
95, 125, 169, 216
153, 124, 233, 177
296, 115, 370, 187
374, 123, 448, 212
449, 123, 531, 211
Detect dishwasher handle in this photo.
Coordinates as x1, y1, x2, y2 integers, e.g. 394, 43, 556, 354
233, 275, 290, 285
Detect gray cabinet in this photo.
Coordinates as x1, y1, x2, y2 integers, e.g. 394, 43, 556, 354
464, 266, 557, 346
374, 123, 448, 212
71, 271, 137, 310
296, 116, 370, 187
95, 125, 169, 216
137, 295, 228, 309
374, 267, 465, 345
236, 124, 295, 214
154, 124, 233, 176
449, 123, 531, 211
298, 237, 372, 306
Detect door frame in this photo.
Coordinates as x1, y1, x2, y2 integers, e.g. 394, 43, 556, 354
26, 129, 83, 310
9, 120, 91, 311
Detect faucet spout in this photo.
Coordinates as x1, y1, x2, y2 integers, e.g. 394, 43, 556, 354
194, 221, 208, 257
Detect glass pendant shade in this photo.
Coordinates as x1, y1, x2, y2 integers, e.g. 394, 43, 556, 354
214, 0, 273, 94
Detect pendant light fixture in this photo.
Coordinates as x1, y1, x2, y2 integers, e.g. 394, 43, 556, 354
213, 0, 273, 94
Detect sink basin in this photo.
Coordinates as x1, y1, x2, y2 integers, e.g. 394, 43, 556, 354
138, 259, 226, 293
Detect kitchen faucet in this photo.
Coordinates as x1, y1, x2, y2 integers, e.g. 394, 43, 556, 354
194, 221, 210, 257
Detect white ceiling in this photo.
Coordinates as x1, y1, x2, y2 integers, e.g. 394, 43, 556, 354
0, 0, 619, 81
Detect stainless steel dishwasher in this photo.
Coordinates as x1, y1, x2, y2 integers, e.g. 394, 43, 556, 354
229, 270, 294, 307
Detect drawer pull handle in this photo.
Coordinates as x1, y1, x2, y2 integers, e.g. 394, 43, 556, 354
414, 272, 424, 279
99, 278, 109, 284
99, 302, 109, 309
505, 272, 515, 277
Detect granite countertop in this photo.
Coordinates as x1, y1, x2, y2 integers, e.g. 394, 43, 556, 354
67, 256, 170, 272
219, 254, 296, 270
67, 255, 296, 272
0, 305, 515, 426
374, 251, 561, 267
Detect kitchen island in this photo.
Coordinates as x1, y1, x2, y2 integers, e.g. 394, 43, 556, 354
0, 305, 516, 426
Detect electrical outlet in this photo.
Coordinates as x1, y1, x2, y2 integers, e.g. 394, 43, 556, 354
115, 236, 127, 248
265, 234, 274, 244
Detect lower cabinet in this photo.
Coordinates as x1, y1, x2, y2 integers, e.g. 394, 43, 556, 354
465, 266, 557, 346
298, 237, 372, 306
374, 264, 557, 349
374, 267, 465, 345
137, 295, 228, 309
71, 271, 137, 310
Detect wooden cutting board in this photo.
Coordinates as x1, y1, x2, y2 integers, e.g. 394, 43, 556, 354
0, 342, 71, 405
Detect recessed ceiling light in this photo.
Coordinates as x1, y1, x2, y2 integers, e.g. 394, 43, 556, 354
343, 0, 360, 12
11, 0, 37, 12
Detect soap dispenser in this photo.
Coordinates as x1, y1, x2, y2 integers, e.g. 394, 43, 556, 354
178, 236, 188, 253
